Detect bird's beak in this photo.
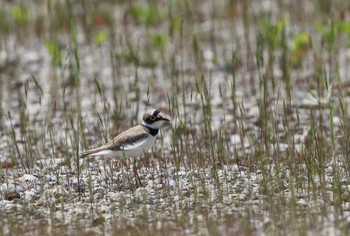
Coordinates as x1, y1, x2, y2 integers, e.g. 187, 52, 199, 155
160, 116, 170, 122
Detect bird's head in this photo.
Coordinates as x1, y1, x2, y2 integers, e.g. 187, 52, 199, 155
142, 109, 170, 129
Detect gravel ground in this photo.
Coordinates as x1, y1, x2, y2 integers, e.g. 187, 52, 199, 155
1, 0, 350, 235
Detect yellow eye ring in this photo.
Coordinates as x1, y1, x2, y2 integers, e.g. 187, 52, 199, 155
150, 115, 157, 121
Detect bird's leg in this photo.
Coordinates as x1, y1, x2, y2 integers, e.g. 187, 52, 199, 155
133, 158, 142, 188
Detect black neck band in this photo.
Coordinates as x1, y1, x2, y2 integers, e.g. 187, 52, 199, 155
143, 125, 159, 136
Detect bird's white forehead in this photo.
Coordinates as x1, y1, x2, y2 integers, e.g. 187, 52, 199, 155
148, 109, 161, 117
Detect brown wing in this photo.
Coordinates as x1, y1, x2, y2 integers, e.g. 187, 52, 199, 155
80, 125, 148, 158
104, 125, 149, 151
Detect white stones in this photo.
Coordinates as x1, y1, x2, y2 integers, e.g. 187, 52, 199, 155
93, 187, 106, 195
0, 183, 25, 194
70, 178, 86, 192
35, 158, 65, 169
230, 134, 241, 145
4, 203, 22, 211
107, 192, 120, 202
23, 190, 38, 202
18, 174, 38, 183
0, 149, 349, 236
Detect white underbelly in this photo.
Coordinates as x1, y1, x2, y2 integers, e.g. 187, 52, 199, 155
95, 136, 157, 159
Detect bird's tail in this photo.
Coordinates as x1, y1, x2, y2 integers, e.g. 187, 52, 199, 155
80, 146, 115, 158
80, 146, 106, 158
80, 150, 95, 158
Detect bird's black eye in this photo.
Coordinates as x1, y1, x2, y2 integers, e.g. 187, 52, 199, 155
150, 115, 157, 121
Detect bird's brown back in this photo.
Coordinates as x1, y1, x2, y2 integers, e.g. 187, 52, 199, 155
80, 125, 149, 158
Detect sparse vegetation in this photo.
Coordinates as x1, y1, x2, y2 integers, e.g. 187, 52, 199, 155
1, 0, 350, 235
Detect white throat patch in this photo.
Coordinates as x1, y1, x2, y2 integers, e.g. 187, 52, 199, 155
142, 120, 159, 129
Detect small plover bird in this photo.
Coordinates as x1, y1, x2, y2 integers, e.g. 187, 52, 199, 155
80, 109, 170, 186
